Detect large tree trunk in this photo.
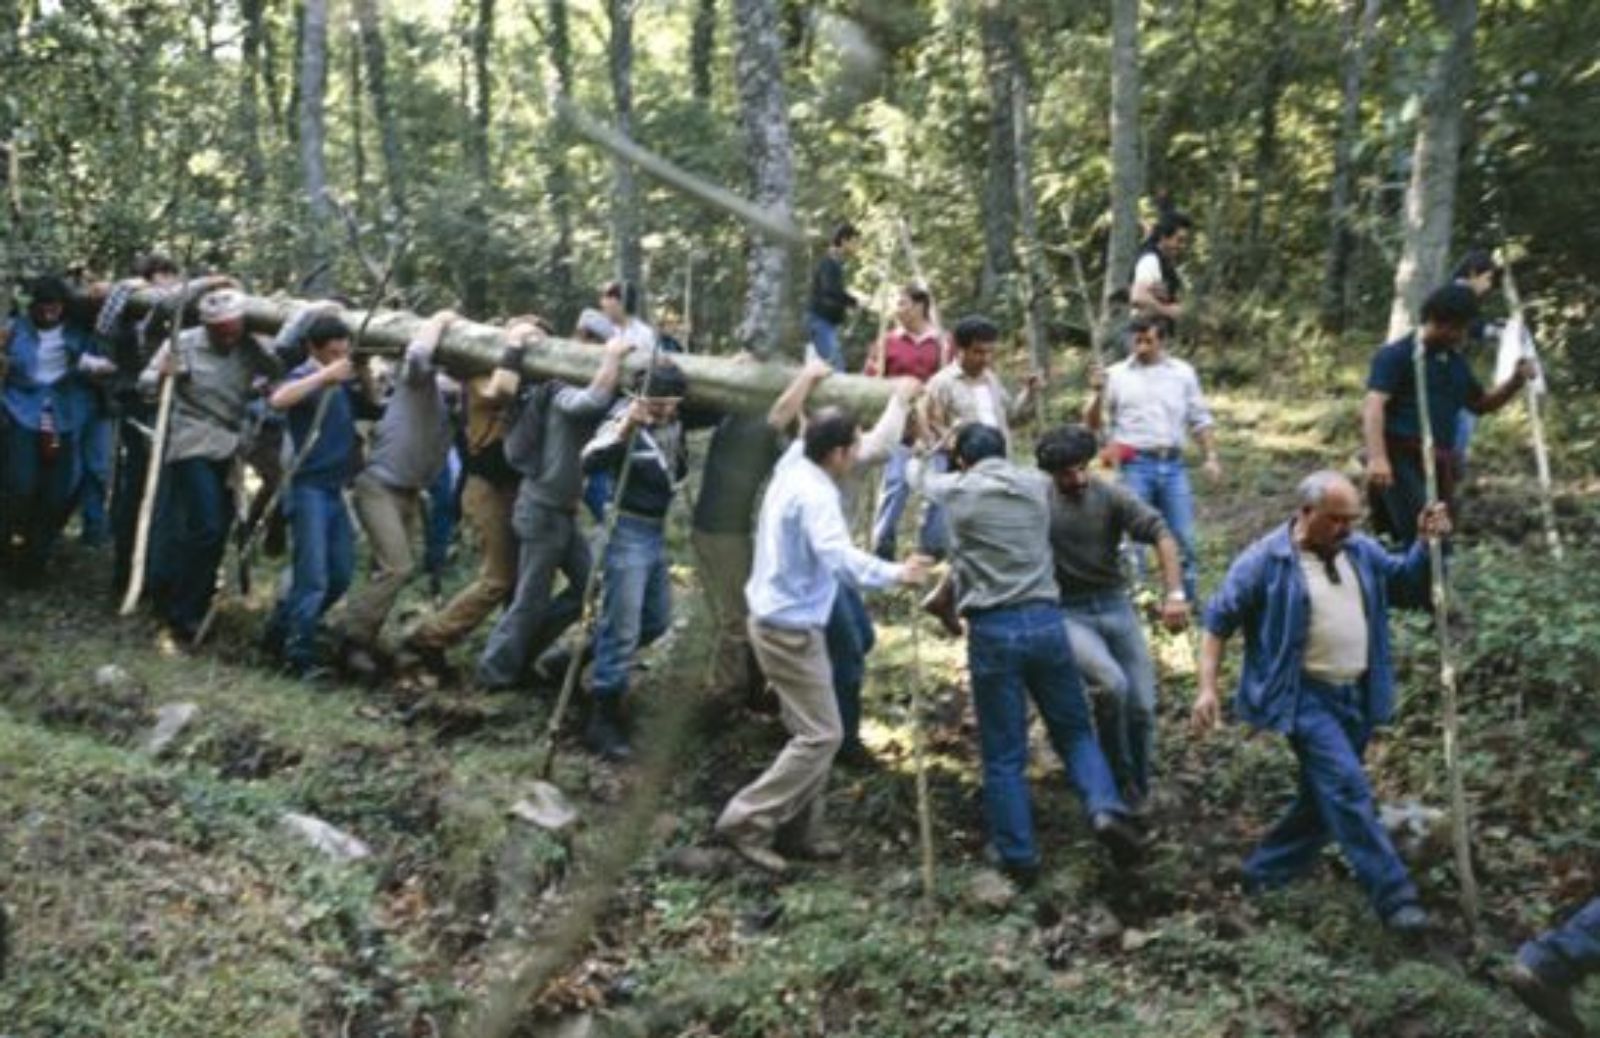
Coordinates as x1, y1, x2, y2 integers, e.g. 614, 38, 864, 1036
90, 287, 893, 416
463, 0, 495, 316
239, 0, 267, 200
1320, 0, 1382, 330
355, 0, 408, 221
1011, 66, 1049, 379
691, 0, 717, 102
608, 0, 644, 298
1102, 0, 1144, 342
544, 0, 579, 329
731, 0, 798, 358
977, 4, 1020, 309
1245, 0, 1291, 285
348, 22, 367, 203
1387, 0, 1477, 338
297, 0, 333, 294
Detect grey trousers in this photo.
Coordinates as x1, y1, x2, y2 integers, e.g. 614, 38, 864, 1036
475, 491, 590, 688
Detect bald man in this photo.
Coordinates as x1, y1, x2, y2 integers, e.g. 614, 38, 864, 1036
1191, 471, 1446, 933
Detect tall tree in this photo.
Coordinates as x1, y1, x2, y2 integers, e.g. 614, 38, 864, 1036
1320, 0, 1382, 330
464, 0, 494, 315
239, 0, 267, 201
1011, 64, 1049, 380
354, 0, 408, 221
691, 0, 717, 103
1387, 0, 1478, 337
544, 0, 579, 326
608, 0, 644, 297
731, 0, 797, 357
977, 3, 1020, 308
1102, 0, 1144, 340
1245, 0, 1291, 283
297, 0, 332, 292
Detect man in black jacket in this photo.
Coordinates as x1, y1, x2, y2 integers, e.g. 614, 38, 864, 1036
579, 362, 691, 760
806, 223, 860, 371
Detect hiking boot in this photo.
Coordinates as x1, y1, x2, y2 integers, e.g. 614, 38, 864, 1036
1000, 859, 1041, 890
776, 829, 845, 863
1383, 904, 1431, 935
1091, 811, 1148, 866
836, 742, 883, 772
584, 698, 633, 762
724, 833, 789, 876
340, 641, 383, 683
920, 579, 963, 638
1508, 961, 1588, 1037
400, 638, 458, 685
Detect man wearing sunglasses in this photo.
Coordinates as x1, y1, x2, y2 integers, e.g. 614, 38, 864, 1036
1191, 470, 1446, 933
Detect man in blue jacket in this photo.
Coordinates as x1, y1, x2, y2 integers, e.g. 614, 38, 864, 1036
1191, 470, 1446, 932
0, 276, 112, 585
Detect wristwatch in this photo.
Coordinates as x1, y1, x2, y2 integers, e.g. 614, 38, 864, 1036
1166, 590, 1188, 603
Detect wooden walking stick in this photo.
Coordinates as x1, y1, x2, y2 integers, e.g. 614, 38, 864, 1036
119, 287, 190, 615
907, 576, 938, 911
1411, 335, 1481, 931
1500, 259, 1562, 560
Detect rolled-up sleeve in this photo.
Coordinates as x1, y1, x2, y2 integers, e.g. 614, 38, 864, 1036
1184, 367, 1214, 432
803, 490, 901, 591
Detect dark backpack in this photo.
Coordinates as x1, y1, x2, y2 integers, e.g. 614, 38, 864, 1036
501, 379, 559, 479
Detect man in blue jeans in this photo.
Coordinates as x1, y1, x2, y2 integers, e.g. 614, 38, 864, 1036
1035, 423, 1189, 809
1083, 315, 1220, 603
1191, 470, 1444, 933
578, 363, 690, 761
918, 423, 1144, 887
805, 223, 860, 371
1510, 897, 1600, 1035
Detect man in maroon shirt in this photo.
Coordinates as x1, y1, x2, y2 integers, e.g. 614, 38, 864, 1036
867, 285, 950, 559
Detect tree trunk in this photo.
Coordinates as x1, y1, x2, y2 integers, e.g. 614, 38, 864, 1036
462, 0, 494, 317
1387, 0, 1477, 338
287, 0, 305, 148
1320, 0, 1381, 330
544, 0, 579, 328
239, 0, 267, 200
348, 22, 367, 204
87, 286, 893, 417
608, 0, 644, 299
1102, 0, 1143, 342
691, 0, 716, 102
355, 0, 408, 221
1011, 65, 1049, 379
731, 0, 798, 359
297, 0, 333, 294
1246, 0, 1290, 284
977, 4, 1020, 309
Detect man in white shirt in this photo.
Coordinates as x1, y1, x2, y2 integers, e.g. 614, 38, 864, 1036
1084, 316, 1219, 603
1130, 211, 1193, 325
717, 407, 932, 874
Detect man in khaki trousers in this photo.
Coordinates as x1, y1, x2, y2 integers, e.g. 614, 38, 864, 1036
716, 400, 930, 874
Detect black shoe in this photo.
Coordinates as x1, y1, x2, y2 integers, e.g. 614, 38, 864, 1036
1383, 904, 1430, 936
836, 742, 882, 772
1091, 811, 1148, 866
1509, 961, 1588, 1037
584, 699, 633, 762
1000, 860, 1041, 890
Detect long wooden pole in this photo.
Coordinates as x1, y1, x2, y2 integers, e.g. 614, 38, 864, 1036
1500, 262, 1562, 560
1411, 336, 1480, 931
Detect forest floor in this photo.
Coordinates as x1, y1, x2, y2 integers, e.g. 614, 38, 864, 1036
2, 357, 1599, 1036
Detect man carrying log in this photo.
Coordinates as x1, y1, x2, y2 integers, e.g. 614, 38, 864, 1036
138, 289, 280, 641
1191, 470, 1444, 933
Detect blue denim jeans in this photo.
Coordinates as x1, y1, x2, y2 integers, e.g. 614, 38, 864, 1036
1244, 677, 1418, 918
871, 445, 948, 559
825, 583, 875, 751
806, 312, 845, 371
1120, 455, 1199, 603
477, 496, 590, 688
1520, 898, 1600, 987
967, 601, 1126, 868
1, 422, 82, 579
149, 456, 233, 632
78, 414, 113, 545
269, 482, 355, 669
1454, 409, 1478, 467
423, 449, 460, 577
590, 515, 671, 700
1062, 591, 1160, 802
583, 470, 613, 524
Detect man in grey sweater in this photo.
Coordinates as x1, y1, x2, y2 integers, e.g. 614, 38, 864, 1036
339, 311, 457, 674
475, 332, 632, 691
1034, 424, 1189, 808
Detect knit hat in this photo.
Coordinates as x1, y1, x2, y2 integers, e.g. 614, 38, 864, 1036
198, 289, 246, 324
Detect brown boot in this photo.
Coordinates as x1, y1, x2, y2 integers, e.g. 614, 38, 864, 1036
920, 575, 962, 638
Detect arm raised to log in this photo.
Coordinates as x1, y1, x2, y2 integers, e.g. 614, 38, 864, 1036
93, 285, 894, 417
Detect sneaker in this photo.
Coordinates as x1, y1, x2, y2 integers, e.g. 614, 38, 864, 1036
583, 700, 633, 762
1091, 811, 1148, 866
1508, 961, 1588, 1037
1383, 904, 1430, 935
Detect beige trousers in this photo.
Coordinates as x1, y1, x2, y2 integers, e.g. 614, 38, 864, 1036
716, 620, 841, 845
343, 470, 422, 647
690, 529, 756, 696
408, 476, 517, 649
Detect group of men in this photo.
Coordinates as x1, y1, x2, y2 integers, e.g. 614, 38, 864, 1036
1, 227, 1592, 1034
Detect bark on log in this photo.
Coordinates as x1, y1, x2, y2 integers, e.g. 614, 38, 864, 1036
96, 287, 892, 417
